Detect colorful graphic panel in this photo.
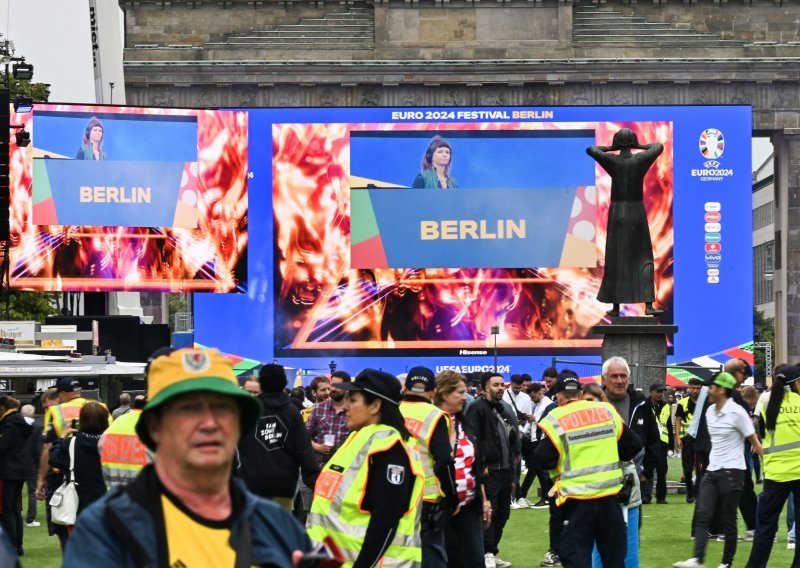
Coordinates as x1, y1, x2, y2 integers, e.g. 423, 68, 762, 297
8, 105, 248, 292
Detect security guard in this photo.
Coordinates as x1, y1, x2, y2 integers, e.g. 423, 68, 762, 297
534, 374, 642, 568
308, 369, 425, 568
400, 366, 457, 568
745, 364, 800, 568
98, 395, 151, 488
36, 378, 107, 499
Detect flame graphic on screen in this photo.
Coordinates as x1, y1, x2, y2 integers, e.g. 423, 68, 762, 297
8, 105, 248, 292
271, 120, 674, 352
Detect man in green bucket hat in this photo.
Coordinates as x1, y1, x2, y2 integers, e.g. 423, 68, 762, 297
63, 348, 311, 568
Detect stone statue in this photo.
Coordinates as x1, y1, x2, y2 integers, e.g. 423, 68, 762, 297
587, 128, 664, 317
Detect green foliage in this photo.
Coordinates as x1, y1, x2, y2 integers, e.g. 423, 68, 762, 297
754, 307, 775, 379
3, 290, 60, 323
1, 74, 51, 102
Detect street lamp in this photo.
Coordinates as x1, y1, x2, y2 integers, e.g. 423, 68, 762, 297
491, 325, 500, 372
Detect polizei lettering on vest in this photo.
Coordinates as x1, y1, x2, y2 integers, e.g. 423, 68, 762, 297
557, 407, 610, 431
420, 219, 526, 240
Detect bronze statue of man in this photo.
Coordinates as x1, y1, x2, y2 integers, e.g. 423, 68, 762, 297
587, 128, 664, 317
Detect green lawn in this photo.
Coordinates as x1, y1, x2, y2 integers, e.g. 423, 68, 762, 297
19, 494, 795, 567
499, 497, 795, 568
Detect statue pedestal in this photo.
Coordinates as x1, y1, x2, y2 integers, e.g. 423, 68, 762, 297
591, 317, 678, 390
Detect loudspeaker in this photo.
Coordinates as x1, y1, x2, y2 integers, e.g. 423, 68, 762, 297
140, 324, 170, 361
46, 315, 143, 361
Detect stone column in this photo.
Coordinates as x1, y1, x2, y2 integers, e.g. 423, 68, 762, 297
773, 130, 800, 365
592, 318, 679, 391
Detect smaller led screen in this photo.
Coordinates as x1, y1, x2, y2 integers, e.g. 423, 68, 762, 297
9, 104, 248, 292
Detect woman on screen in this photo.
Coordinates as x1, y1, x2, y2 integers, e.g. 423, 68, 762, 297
412, 135, 458, 188
76, 117, 105, 160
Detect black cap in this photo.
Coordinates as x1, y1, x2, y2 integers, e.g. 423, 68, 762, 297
776, 365, 800, 384
649, 383, 666, 392
405, 366, 436, 393
336, 369, 402, 406
56, 377, 82, 393
552, 374, 581, 395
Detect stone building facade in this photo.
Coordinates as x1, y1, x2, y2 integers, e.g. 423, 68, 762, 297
120, 0, 800, 363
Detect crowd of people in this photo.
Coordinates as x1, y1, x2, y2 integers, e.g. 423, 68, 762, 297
0, 348, 797, 568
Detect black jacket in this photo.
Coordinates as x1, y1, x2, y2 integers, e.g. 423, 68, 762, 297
0, 410, 34, 480
50, 433, 107, 513
606, 386, 660, 479
237, 392, 320, 499
465, 397, 516, 471
19, 417, 42, 479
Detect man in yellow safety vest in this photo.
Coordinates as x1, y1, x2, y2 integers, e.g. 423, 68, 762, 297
534, 373, 643, 567
400, 366, 457, 568
98, 395, 152, 488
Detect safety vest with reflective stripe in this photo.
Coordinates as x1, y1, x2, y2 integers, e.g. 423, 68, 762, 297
677, 397, 694, 439
98, 409, 150, 488
308, 423, 424, 568
400, 400, 450, 502
658, 404, 671, 444
538, 399, 624, 507
760, 391, 800, 483
44, 398, 90, 439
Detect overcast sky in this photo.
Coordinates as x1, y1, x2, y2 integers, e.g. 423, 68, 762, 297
2, 0, 95, 103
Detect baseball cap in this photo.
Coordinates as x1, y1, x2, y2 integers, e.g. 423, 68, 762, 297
552, 373, 581, 395
775, 365, 800, 384
649, 383, 666, 392
56, 377, 82, 393
711, 372, 737, 390
336, 369, 403, 406
135, 348, 262, 450
405, 366, 436, 393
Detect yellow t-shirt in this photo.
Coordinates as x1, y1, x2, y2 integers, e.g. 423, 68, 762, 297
161, 493, 239, 568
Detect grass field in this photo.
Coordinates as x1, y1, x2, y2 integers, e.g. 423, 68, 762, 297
18, 494, 795, 567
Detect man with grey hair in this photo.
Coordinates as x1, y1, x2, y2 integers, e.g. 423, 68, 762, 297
112, 392, 131, 419
601, 356, 660, 495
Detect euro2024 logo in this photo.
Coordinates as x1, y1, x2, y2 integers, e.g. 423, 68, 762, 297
693, 128, 733, 181
700, 128, 724, 160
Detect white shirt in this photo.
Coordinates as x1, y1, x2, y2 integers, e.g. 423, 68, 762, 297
503, 388, 532, 434
706, 397, 755, 471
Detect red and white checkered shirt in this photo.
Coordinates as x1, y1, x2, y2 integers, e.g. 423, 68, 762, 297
451, 416, 477, 506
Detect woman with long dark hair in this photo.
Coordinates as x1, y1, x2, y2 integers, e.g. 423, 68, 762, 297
435, 370, 488, 568
412, 135, 458, 189
76, 116, 105, 160
745, 364, 800, 568
307, 369, 424, 567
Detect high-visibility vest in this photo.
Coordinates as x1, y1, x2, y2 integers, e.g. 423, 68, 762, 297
538, 399, 624, 507
98, 409, 150, 488
44, 398, 90, 439
308, 423, 424, 568
760, 391, 800, 483
658, 404, 671, 444
677, 397, 694, 439
400, 400, 450, 502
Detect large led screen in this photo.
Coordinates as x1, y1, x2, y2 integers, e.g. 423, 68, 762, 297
195, 105, 752, 376
8, 104, 248, 292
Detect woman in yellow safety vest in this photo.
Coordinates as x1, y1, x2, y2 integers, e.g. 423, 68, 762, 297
744, 364, 800, 568
308, 369, 424, 568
